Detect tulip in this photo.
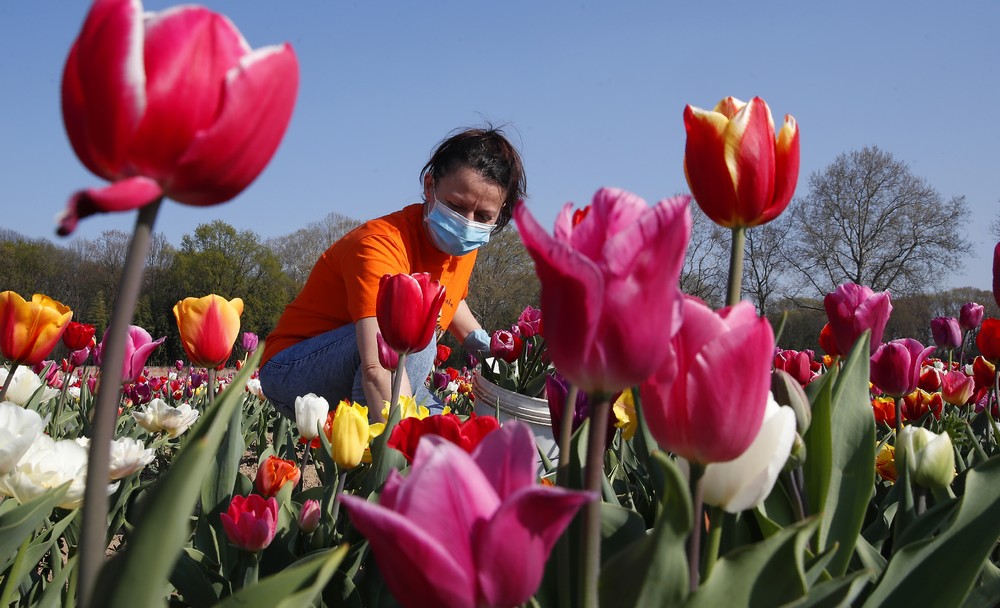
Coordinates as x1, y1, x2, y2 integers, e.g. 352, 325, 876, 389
96, 325, 165, 384
941, 371, 976, 406
693, 395, 796, 513
70, 347, 92, 368
220, 494, 279, 552
0, 402, 49, 476
107, 437, 155, 480
376, 273, 446, 354
994, 243, 1000, 309
58, 0, 299, 235
818, 323, 841, 358
771, 369, 812, 434
63, 321, 97, 351
341, 421, 593, 608
298, 499, 321, 534
545, 373, 617, 448
875, 443, 897, 483
611, 389, 637, 441
173, 295, 244, 369
918, 366, 943, 392
387, 412, 501, 463
870, 339, 935, 398
490, 330, 522, 364
901, 389, 944, 421
0, 434, 117, 509
0, 292, 73, 367
435, 344, 452, 366
380, 395, 433, 421
516, 305, 542, 338
0, 367, 61, 406
930, 317, 962, 350
683, 96, 799, 228
254, 455, 300, 497
241, 331, 259, 353
295, 392, 330, 444
326, 401, 371, 470
976, 318, 1000, 362
132, 398, 200, 437
773, 349, 817, 386
824, 283, 892, 355
376, 332, 399, 371
897, 426, 955, 490
245, 377, 264, 399
960, 302, 985, 332
515, 188, 691, 393
642, 297, 775, 464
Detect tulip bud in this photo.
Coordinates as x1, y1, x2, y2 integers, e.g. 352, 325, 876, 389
294, 393, 330, 441
941, 371, 975, 406
897, 426, 955, 489
376, 332, 399, 371
959, 302, 985, 331
298, 499, 321, 534
930, 317, 962, 350
327, 401, 370, 470
771, 369, 811, 434
875, 442, 897, 483
220, 494, 279, 552
254, 455, 301, 497
241, 331, 259, 353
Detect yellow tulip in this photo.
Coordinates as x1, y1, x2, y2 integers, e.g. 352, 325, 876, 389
612, 389, 637, 441
329, 401, 370, 470
381, 394, 431, 421
173, 295, 243, 369
0, 291, 73, 366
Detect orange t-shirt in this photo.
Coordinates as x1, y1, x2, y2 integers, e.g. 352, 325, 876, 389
261, 204, 477, 365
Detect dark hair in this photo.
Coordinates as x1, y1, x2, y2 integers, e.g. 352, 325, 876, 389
420, 125, 526, 232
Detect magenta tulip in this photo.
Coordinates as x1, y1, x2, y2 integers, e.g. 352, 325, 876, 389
241, 331, 259, 353
219, 494, 278, 552
824, 283, 892, 355
870, 339, 935, 398
514, 188, 691, 394
59, 0, 299, 235
95, 325, 165, 384
930, 317, 962, 349
341, 421, 593, 608
941, 371, 975, 406
641, 297, 775, 465
375, 273, 446, 354
960, 302, 985, 332
376, 331, 399, 371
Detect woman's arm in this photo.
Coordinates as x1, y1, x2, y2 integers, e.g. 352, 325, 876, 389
356, 316, 412, 422
448, 300, 482, 342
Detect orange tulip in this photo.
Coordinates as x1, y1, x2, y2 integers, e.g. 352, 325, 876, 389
173, 295, 243, 369
254, 455, 301, 497
0, 291, 73, 366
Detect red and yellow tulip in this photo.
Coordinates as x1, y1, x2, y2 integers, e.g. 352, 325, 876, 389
0, 291, 73, 366
173, 295, 244, 369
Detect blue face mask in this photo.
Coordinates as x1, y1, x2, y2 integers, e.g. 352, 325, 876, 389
424, 199, 493, 256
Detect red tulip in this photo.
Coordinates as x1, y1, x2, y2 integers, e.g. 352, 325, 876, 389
901, 388, 944, 421
173, 295, 244, 369
387, 413, 500, 463
818, 323, 841, 358
490, 330, 523, 364
63, 321, 96, 351
435, 344, 452, 366
376, 273, 446, 354
219, 494, 278, 552
683, 96, 799, 228
641, 297, 775, 465
824, 283, 892, 355
254, 455, 301, 498
994, 243, 1000, 309
516, 306, 542, 338
59, 0, 299, 235
376, 331, 400, 371
514, 189, 691, 394
917, 366, 943, 392
977, 318, 1000, 362
773, 349, 817, 386
871, 397, 897, 428
930, 317, 962, 349
870, 339, 935, 398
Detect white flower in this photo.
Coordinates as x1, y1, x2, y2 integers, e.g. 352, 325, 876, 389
696, 394, 796, 513
899, 426, 955, 489
108, 437, 155, 480
0, 434, 117, 509
0, 367, 60, 406
132, 399, 200, 438
295, 393, 329, 441
0, 402, 50, 475
67, 386, 81, 401
246, 377, 264, 399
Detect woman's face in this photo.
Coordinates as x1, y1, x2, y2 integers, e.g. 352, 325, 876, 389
423, 165, 504, 225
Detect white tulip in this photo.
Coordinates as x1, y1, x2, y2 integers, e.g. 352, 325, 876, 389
0, 402, 50, 475
108, 437, 155, 480
132, 399, 200, 438
0, 367, 59, 406
295, 393, 330, 441
698, 394, 797, 513
0, 435, 117, 509
245, 377, 264, 399
898, 426, 955, 489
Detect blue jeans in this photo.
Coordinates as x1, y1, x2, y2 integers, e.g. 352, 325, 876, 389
259, 323, 442, 419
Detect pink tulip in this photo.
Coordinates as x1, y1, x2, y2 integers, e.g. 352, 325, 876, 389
219, 494, 278, 552
375, 273, 446, 354
341, 421, 593, 608
960, 302, 985, 332
241, 332, 259, 353
941, 370, 975, 406
298, 499, 321, 534
95, 326, 165, 384
930, 317, 962, 349
514, 188, 691, 393
516, 305, 542, 338
870, 339, 935, 398
58, 0, 299, 235
69, 347, 92, 368
641, 297, 775, 465
773, 349, 817, 386
824, 283, 892, 355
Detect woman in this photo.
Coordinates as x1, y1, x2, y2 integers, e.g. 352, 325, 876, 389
259, 127, 526, 420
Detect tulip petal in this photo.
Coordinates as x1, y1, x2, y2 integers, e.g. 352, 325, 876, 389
61, 0, 146, 179
684, 105, 739, 226
475, 486, 593, 608
472, 421, 537, 500
57, 177, 164, 236
728, 98, 777, 226
760, 114, 799, 224
340, 494, 476, 608
568, 188, 648, 261
168, 44, 299, 205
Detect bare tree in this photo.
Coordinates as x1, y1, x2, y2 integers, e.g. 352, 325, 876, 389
742, 215, 794, 315
466, 226, 539, 333
681, 203, 728, 308
267, 212, 361, 289
787, 146, 971, 297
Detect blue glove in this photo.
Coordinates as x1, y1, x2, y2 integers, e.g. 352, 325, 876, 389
463, 329, 491, 360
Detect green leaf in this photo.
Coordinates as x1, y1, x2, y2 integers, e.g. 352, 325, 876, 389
201, 396, 245, 515
37, 554, 76, 608
781, 570, 871, 608
862, 456, 1000, 607
3, 509, 77, 593
169, 548, 228, 606
0, 483, 70, 571
599, 503, 646, 562
93, 349, 262, 608
215, 545, 348, 608
599, 451, 690, 607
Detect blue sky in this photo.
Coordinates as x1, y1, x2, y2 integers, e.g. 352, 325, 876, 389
2, 1, 997, 291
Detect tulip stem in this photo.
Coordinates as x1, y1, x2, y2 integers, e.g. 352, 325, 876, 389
556, 383, 579, 608
726, 226, 746, 307
0, 362, 17, 403
330, 471, 348, 525
894, 397, 903, 436
78, 197, 162, 608
369, 352, 407, 494
701, 505, 723, 582
581, 393, 611, 608
687, 463, 705, 593
208, 368, 216, 405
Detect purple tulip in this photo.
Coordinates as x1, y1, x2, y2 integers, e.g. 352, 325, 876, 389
870, 339, 935, 398
930, 317, 962, 349
545, 373, 616, 447
824, 283, 892, 355
69, 347, 91, 368
340, 422, 593, 608
960, 302, 985, 332
241, 331, 259, 353
515, 188, 691, 393
431, 371, 450, 392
